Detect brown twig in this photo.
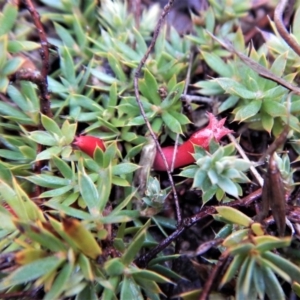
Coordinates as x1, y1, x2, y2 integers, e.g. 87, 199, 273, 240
209, 34, 300, 95
133, 0, 182, 222
198, 251, 230, 300
228, 133, 264, 187
0, 290, 42, 300
22, 0, 52, 118
135, 188, 262, 267
181, 94, 214, 104
274, 0, 300, 57
133, 0, 141, 29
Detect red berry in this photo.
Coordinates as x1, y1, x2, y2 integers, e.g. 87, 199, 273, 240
73, 135, 105, 158
153, 113, 232, 171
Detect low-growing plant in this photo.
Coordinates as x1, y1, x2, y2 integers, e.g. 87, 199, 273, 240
1, 0, 300, 299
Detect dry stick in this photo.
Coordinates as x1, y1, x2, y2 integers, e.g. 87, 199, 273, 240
209, 34, 300, 95
274, 0, 300, 57
133, 0, 182, 222
228, 133, 264, 187
133, 0, 141, 29
23, 0, 52, 118
198, 251, 229, 300
171, 52, 194, 172
135, 188, 262, 267
181, 94, 214, 104
166, 52, 195, 299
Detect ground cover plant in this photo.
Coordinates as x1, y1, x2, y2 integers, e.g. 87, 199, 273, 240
1, 0, 300, 299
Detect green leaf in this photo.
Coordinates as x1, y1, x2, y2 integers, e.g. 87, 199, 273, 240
292, 282, 300, 298
192, 169, 207, 188
236, 256, 251, 300
54, 22, 76, 48
168, 110, 191, 125
78, 254, 94, 281
202, 185, 218, 203
40, 185, 73, 198
217, 176, 239, 197
78, 169, 100, 214
36, 146, 62, 161
220, 254, 245, 287
242, 257, 255, 298
234, 100, 262, 122
130, 269, 173, 284
120, 276, 143, 300
134, 277, 162, 296
41, 114, 62, 137
14, 220, 67, 252
162, 112, 182, 134
179, 166, 197, 178
8, 41, 40, 53
262, 266, 285, 300
262, 251, 300, 282
0, 256, 64, 290
52, 156, 73, 179
0, 76, 9, 93
218, 95, 239, 113
216, 78, 257, 99
76, 284, 98, 300
112, 163, 140, 175
150, 265, 184, 280
104, 258, 125, 276
61, 120, 77, 145
121, 220, 149, 265
216, 206, 252, 227
2, 57, 24, 75
101, 276, 119, 300
262, 101, 286, 117
270, 52, 287, 77
29, 131, 57, 146
60, 46, 76, 84
26, 174, 70, 188
133, 27, 148, 54
139, 69, 161, 105
45, 202, 90, 220
7, 85, 30, 113
253, 264, 265, 299
73, 14, 86, 48
62, 218, 102, 259
201, 51, 231, 77
255, 236, 291, 253
261, 113, 274, 133
97, 166, 112, 211
0, 3, 18, 36
0, 101, 32, 122
44, 262, 73, 300
223, 229, 249, 247
107, 53, 127, 82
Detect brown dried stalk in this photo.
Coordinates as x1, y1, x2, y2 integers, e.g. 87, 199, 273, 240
22, 0, 52, 118
274, 0, 300, 57
133, 0, 182, 222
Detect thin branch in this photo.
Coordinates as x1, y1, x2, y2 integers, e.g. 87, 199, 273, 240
228, 133, 264, 187
181, 94, 214, 104
135, 188, 262, 267
209, 34, 300, 95
274, 0, 300, 57
134, 0, 182, 222
198, 251, 229, 300
133, 0, 141, 29
22, 0, 52, 118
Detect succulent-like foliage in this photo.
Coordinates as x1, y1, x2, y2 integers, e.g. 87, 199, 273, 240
1, 0, 300, 299
180, 142, 251, 202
